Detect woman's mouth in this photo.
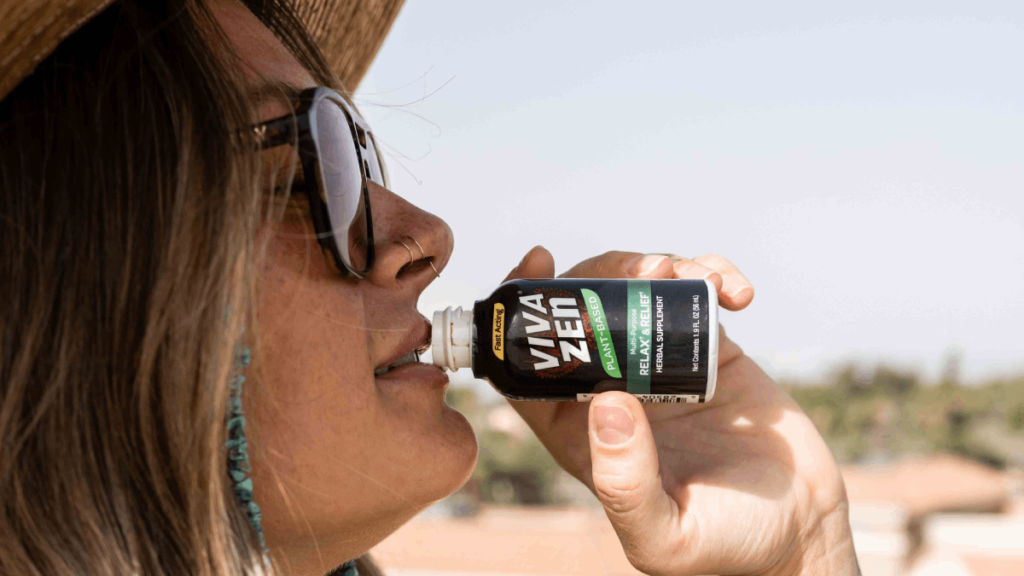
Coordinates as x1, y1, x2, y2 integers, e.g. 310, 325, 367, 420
373, 319, 433, 376
373, 350, 420, 376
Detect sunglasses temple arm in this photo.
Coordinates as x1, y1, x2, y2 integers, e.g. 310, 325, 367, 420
252, 116, 301, 149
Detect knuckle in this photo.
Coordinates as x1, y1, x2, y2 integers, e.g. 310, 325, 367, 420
696, 253, 728, 266
594, 474, 647, 516
670, 259, 705, 278
669, 258, 694, 270
596, 250, 632, 276
595, 249, 628, 265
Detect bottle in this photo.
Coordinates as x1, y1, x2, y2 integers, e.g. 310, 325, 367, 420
432, 278, 719, 403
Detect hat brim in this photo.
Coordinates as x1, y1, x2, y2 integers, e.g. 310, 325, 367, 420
0, 0, 404, 102
302, 0, 406, 91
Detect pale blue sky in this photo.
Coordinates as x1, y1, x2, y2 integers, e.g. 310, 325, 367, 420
358, 0, 1023, 387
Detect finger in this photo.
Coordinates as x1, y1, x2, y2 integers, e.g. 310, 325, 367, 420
588, 392, 678, 571
662, 255, 724, 294
503, 245, 555, 281
693, 254, 754, 311
560, 251, 673, 279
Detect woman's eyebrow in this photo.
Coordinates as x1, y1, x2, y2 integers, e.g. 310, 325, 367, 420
247, 79, 306, 108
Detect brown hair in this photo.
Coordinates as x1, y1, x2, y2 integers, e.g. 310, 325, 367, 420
0, 1, 378, 574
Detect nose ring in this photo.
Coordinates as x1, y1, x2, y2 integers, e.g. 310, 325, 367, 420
396, 240, 416, 266
395, 236, 441, 278
405, 236, 441, 278
407, 236, 426, 259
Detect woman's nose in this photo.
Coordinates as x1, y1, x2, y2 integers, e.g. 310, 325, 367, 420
365, 181, 454, 290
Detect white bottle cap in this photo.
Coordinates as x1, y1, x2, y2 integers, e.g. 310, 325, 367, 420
431, 306, 473, 372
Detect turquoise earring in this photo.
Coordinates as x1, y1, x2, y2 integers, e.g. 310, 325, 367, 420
225, 342, 358, 575
225, 344, 267, 553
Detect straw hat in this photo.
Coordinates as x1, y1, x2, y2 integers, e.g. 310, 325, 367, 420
0, 0, 405, 102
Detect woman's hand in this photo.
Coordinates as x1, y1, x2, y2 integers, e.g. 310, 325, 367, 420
504, 247, 858, 576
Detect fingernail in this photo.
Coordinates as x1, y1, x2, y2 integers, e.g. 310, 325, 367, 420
594, 406, 634, 445
636, 254, 667, 277
727, 285, 752, 302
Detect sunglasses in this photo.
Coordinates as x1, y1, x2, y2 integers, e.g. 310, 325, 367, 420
252, 87, 385, 278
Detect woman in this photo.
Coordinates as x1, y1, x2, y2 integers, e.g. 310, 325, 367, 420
0, 0, 858, 575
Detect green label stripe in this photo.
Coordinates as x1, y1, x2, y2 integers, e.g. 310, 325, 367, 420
626, 280, 652, 394
581, 289, 621, 378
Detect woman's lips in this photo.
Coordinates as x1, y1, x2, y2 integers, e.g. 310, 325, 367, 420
375, 318, 432, 372
374, 350, 419, 376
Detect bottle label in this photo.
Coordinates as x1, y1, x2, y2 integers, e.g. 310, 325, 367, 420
581, 288, 622, 378
487, 279, 712, 400
626, 279, 652, 394
492, 304, 505, 360
577, 393, 700, 403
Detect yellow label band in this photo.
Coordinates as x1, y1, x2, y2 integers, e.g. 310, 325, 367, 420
492, 303, 505, 360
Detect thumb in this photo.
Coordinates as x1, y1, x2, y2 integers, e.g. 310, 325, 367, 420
503, 245, 555, 281
589, 392, 676, 568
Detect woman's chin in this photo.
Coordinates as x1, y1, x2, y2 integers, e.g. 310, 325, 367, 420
384, 388, 479, 501
440, 404, 479, 490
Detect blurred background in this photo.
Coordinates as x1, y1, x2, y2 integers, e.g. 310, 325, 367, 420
356, 2, 1024, 575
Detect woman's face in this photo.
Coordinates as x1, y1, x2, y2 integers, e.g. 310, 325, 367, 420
211, 0, 478, 570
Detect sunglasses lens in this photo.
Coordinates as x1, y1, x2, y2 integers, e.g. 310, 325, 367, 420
315, 99, 369, 273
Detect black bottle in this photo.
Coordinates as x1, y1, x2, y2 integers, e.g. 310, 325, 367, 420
431, 279, 719, 403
